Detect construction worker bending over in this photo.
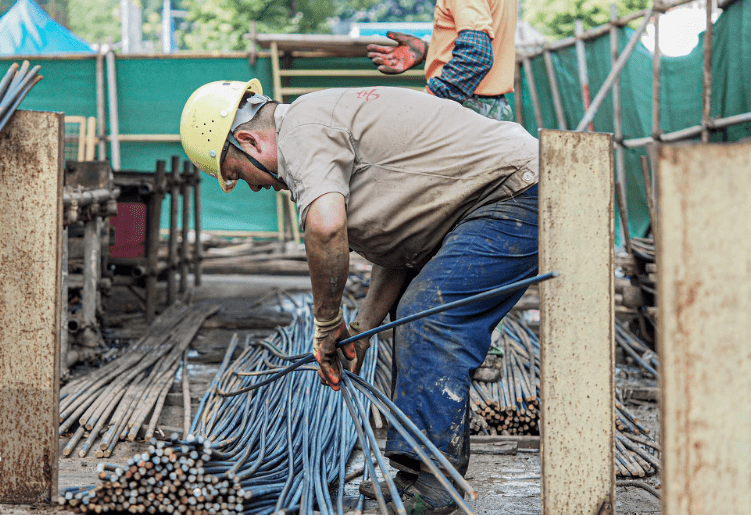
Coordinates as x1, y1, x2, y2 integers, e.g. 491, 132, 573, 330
367, 0, 517, 122
180, 80, 538, 515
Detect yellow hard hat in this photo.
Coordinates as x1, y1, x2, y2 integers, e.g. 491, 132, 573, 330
180, 78, 263, 193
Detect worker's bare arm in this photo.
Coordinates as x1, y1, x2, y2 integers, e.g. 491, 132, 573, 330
354, 264, 407, 332
304, 192, 350, 321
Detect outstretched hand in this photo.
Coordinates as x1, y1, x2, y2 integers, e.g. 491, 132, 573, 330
367, 32, 426, 75
313, 310, 355, 391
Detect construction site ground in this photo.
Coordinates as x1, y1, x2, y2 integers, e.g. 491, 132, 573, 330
2, 272, 661, 515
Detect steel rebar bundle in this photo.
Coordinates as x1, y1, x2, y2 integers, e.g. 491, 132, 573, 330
58, 297, 479, 514
0, 61, 43, 133
59, 300, 221, 459
464, 312, 660, 479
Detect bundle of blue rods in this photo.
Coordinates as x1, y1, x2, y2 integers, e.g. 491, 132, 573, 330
190, 296, 477, 515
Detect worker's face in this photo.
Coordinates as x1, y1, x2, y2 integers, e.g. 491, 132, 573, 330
221, 129, 286, 193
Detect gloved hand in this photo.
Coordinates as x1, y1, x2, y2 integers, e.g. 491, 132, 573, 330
345, 321, 372, 376
366, 32, 426, 75
313, 309, 355, 391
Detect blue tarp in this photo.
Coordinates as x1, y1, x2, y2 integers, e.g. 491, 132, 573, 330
0, 0, 93, 56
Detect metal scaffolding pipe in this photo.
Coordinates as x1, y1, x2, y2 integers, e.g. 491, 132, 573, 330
192, 164, 203, 287
81, 218, 100, 348
576, 11, 653, 132
180, 161, 191, 292
63, 187, 118, 207
167, 156, 180, 304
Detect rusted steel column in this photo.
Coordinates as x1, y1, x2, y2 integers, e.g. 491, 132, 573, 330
192, 164, 203, 287
656, 140, 751, 514
167, 156, 180, 304
0, 110, 64, 503
180, 161, 191, 292
538, 130, 615, 515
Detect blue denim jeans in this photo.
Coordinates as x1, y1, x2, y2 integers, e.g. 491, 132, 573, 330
385, 184, 538, 474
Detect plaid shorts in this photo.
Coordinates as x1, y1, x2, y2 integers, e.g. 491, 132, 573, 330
462, 95, 513, 122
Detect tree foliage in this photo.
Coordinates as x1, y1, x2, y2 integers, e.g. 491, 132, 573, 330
521, 0, 651, 40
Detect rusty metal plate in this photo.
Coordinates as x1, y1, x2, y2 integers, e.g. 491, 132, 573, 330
657, 140, 751, 515
0, 110, 63, 503
538, 130, 615, 515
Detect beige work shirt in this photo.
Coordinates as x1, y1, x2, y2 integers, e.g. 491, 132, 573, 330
275, 86, 538, 269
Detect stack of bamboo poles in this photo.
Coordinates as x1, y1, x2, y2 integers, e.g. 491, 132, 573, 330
59, 301, 220, 459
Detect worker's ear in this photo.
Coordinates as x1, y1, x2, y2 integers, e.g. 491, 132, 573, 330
235, 130, 261, 153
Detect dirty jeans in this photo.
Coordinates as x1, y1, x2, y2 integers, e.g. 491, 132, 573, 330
385, 184, 538, 475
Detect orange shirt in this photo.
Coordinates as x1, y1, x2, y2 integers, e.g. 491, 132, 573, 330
425, 0, 517, 96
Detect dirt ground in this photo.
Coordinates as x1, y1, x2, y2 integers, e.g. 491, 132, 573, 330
1, 273, 661, 515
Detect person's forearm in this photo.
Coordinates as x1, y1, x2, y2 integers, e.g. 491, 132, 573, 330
304, 193, 349, 321
354, 265, 408, 331
428, 29, 493, 103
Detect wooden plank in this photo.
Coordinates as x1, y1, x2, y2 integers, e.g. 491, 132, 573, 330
538, 130, 615, 515
657, 140, 751, 515
0, 110, 64, 503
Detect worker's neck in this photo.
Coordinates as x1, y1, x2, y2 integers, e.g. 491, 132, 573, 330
274, 104, 290, 132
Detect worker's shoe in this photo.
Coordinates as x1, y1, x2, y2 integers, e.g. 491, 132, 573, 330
359, 471, 416, 503
386, 485, 458, 515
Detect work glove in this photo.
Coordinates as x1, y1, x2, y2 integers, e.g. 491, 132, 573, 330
366, 32, 426, 75
313, 309, 355, 391
345, 321, 372, 376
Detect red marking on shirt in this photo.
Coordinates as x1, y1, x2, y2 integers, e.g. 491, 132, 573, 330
356, 88, 380, 101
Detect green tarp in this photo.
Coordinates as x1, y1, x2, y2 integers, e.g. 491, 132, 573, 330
6, 0, 751, 238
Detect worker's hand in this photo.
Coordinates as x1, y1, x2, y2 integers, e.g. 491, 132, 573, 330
313, 309, 355, 391
367, 32, 426, 75
344, 321, 372, 376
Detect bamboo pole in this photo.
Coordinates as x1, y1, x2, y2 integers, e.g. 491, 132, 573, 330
576, 12, 653, 132
575, 20, 595, 132
105, 47, 121, 170
652, 12, 662, 142
96, 41, 106, 160
514, 61, 524, 125
701, 0, 714, 143
522, 55, 544, 129
611, 4, 627, 249
640, 156, 657, 234
543, 49, 566, 129
182, 349, 191, 438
